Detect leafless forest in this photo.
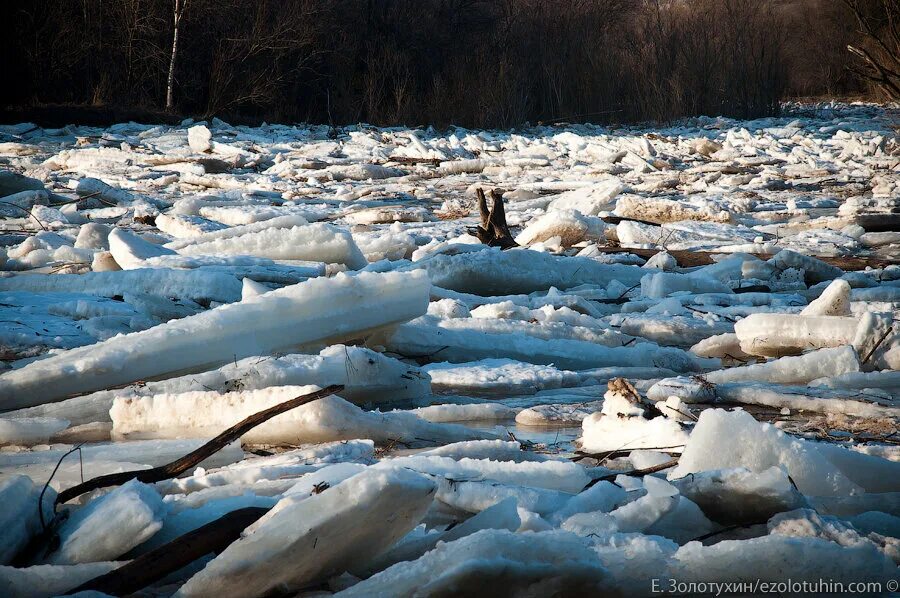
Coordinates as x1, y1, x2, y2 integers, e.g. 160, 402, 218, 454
2, 0, 898, 128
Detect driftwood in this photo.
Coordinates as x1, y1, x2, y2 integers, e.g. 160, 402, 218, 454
591, 246, 897, 271
14, 385, 341, 566
55, 384, 343, 505
383, 156, 442, 165
70, 506, 271, 595
584, 458, 680, 489
469, 188, 518, 249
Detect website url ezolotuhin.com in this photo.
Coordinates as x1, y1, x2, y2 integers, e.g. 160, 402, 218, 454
650, 578, 897, 595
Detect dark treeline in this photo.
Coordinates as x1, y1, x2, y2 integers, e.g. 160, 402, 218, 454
0, 0, 885, 128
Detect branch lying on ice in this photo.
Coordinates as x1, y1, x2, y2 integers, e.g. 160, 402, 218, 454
583, 457, 680, 490
70, 506, 271, 596
570, 445, 685, 463
0, 200, 48, 230
13, 386, 341, 566
55, 384, 343, 505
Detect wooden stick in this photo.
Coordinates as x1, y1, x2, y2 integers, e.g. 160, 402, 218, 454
0, 200, 47, 230
584, 458, 680, 489
55, 385, 343, 505
69, 506, 271, 595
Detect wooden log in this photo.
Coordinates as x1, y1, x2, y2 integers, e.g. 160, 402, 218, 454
69, 506, 271, 595
55, 384, 343, 505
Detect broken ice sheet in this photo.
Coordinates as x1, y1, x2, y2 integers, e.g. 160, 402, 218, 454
0, 104, 899, 596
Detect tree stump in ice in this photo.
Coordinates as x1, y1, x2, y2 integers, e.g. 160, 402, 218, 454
469, 188, 518, 249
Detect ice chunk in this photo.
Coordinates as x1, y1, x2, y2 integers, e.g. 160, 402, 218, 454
515, 209, 610, 247
112, 388, 492, 446
546, 179, 623, 214
75, 177, 133, 204
416, 439, 552, 462
0, 475, 56, 564
0, 562, 121, 598
335, 529, 609, 597
672, 536, 895, 585
578, 384, 689, 453
281, 462, 368, 498
644, 495, 716, 544
0, 440, 242, 495
516, 401, 603, 426
155, 213, 228, 238
0, 270, 430, 409
344, 205, 432, 225
734, 313, 859, 357
387, 321, 707, 373
327, 163, 404, 180
704, 346, 860, 385
810, 493, 900, 518
407, 247, 645, 295
108, 228, 176, 269
240, 276, 271, 300
358, 497, 521, 576
551, 481, 629, 524
615, 195, 730, 224
434, 477, 572, 516
802, 279, 851, 316
135, 493, 278, 554
640, 272, 731, 299
425, 298, 470, 319
0, 417, 69, 446
406, 403, 517, 423
849, 511, 900, 538
690, 332, 753, 361
177, 223, 368, 269
771, 249, 844, 284
8, 346, 428, 426
188, 124, 213, 153
644, 250, 677, 270
74, 223, 111, 250
670, 409, 861, 497
592, 532, 676, 592
423, 358, 581, 394
560, 510, 619, 538
164, 214, 310, 250
378, 455, 590, 493
157, 440, 374, 495
815, 442, 900, 494
45, 479, 165, 564
177, 467, 436, 597
650, 376, 897, 418
0, 171, 45, 196
0, 268, 243, 305
671, 467, 807, 525
768, 508, 898, 562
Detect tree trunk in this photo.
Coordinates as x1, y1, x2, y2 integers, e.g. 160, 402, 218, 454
70, 506, 271, 595
166, 0, 186, 111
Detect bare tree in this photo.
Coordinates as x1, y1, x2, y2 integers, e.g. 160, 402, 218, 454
165, 0, 188, 110
843, 0, 900, 100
